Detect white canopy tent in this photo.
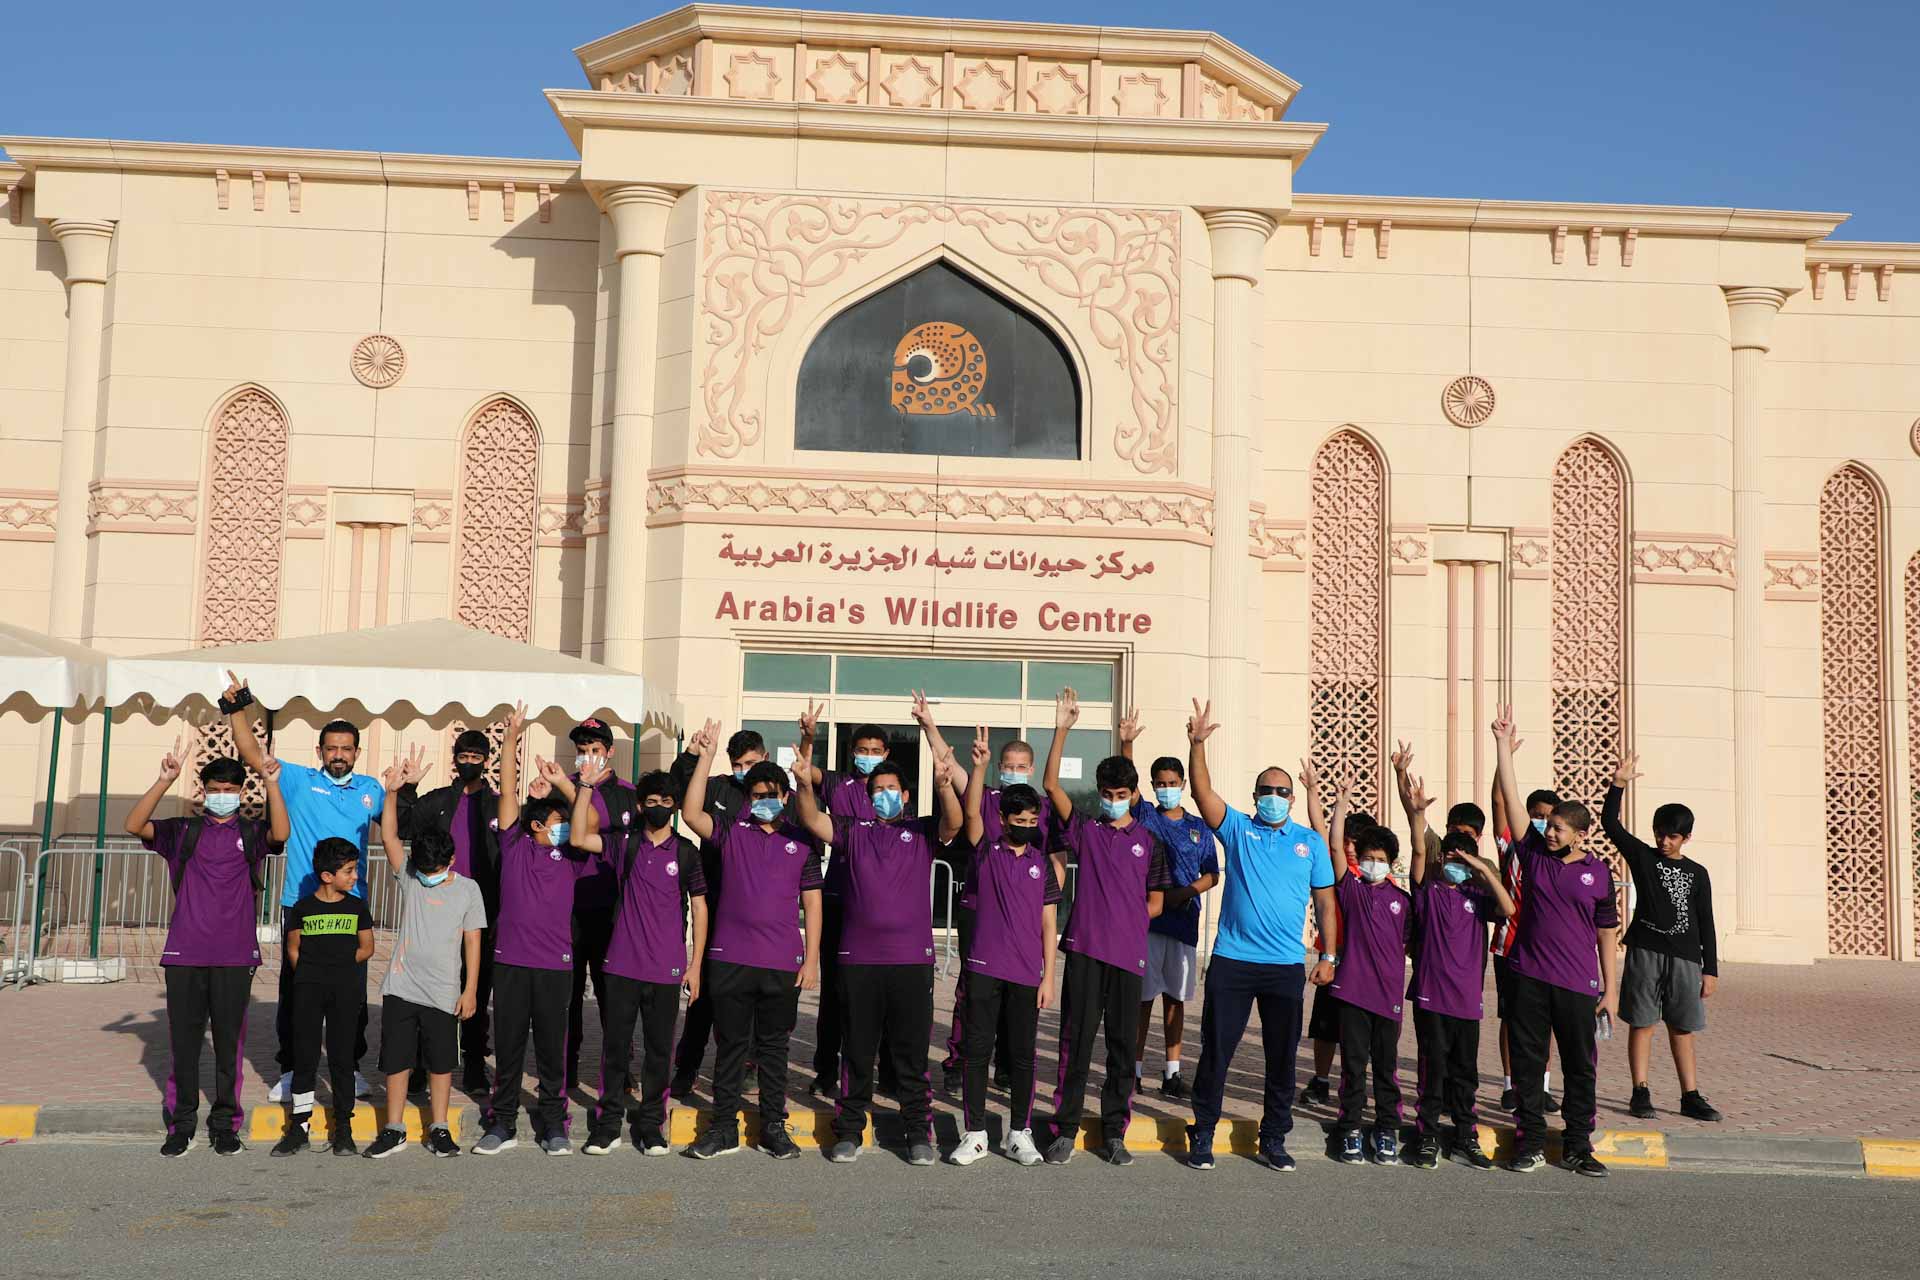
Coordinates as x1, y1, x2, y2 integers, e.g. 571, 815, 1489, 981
103, 618, 684, 745
0, 621, 109, 718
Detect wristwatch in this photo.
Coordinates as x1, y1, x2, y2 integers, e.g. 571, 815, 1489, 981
1318, 952, 1339, 968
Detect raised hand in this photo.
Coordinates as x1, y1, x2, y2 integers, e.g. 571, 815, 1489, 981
222, 669, 249, 702
398, 742, 430, 787
260, 757, 280, 785
527, 774, 552, 800
1297, 755, 1319, 794
690, 718, 721, 759
157, 735, 185, 783
1613, 750, 1642, 789
1117, 707, 1143, 746
797, 698, 821, 743
535, 756, 568, 787
1390, 739, 1413, 775
1186, 698, 1218, 743
1491, 704, 1516, 745
971, 725, 991, 768
1054, 687, 1080, 731
910, 689, 935, 731
1408, 774, 1435, 816
506, 701, 528, 736
381, 760, 406, 792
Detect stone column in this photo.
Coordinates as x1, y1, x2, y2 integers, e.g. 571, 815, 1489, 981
599, 185, 678, 674
1723, 286, 1791, 948
1203, 211, 1277, 790
45, 219, 115, 640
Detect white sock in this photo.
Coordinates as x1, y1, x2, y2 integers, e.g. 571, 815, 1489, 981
1165, 1059, 1181, 1079
1503, 1075, 1513, 1089
1133, 1062, 1143, 1080
1544, 1071, 1552, 1093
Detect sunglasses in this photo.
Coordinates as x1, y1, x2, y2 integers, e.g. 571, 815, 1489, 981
1255, 785, 1293, 798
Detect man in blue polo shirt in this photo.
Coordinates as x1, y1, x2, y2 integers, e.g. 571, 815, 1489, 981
224, 671, 386, 1104
1181, 699, 1338, 1173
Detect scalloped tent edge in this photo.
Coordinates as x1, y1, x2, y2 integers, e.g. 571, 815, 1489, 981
0, 620, 110, 716
100, 617, 683, 739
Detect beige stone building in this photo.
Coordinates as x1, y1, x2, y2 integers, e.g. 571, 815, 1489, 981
2, 5, 1916, 964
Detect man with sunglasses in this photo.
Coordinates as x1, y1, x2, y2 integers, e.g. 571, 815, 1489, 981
1181, 700, 1339, 1174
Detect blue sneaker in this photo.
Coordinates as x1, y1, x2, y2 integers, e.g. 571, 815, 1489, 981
1185, 1124, 1216, 1171
1372, 1128, 1401, 1165
1336, 1130, 1366, 1164
1256, 1140, 1296, 1172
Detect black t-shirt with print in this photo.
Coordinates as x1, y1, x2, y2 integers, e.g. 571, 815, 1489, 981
285, 892, 373, 983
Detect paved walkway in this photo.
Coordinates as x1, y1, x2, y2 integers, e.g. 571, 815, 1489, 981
5, 956, 1916, 1139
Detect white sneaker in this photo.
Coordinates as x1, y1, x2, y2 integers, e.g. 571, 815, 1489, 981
1003, 1128, 1044, 1167
353, 1071, 373, 1098
948, 1130, 991, 1166
267, 1073, 291, 1103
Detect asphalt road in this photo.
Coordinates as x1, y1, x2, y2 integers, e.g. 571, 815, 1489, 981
3, 1138, 1915, 1279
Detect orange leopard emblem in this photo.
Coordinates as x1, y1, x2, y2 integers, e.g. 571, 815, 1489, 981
890, 321, 995, 417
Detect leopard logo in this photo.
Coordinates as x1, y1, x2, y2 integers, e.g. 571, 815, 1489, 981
890, 321, 995, 417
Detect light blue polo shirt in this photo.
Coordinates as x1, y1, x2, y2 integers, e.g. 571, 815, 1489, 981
277, 760, 385, 906
1210, 806, 1334, 966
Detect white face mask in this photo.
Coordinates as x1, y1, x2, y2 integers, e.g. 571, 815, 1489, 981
1358, 860, 1390, 884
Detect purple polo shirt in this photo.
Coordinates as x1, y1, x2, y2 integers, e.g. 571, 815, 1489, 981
705, 817, 825, 973
1408, 877, 1500, 1020
1059, 812, 1171, 977
1330, 875, 1412, 1020
144, 816, 264, 967
831, 813, 938, 966
961, 788, 1055, 911
819, 771, 874, 897
966, 836, 1062, 987
571, 778, 623, 913
494, 824, 594, 971
1506, 842, 1620, 997
604, 829, 707, 985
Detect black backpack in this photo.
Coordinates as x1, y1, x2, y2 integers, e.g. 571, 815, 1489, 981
172, 814, 271, 895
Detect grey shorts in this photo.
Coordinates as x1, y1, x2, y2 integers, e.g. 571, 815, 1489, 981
1618, 946, 1707, 1034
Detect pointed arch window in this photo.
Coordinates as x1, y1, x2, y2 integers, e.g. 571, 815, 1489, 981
1308, 429, 1388, 815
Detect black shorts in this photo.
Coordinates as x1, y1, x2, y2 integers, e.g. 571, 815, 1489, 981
1307, 984, 1346, 1043
379, 995, 458, 1075
1493, 954, 1516, 1020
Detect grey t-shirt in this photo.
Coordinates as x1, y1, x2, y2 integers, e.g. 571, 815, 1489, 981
381, 873, 486, 1014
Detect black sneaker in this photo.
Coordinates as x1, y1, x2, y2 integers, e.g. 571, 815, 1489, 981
1299, 1076, 1332, 1106
210, 1129, 244, 1156
1335, 1130, 1365, 1164
1507, 1150, 1546, 1173
686, 1126, 739, 1159
1629, 1085, 1655, 1118
1372, 1128, 1401, 1165
1409, 1136, 1440, 1169
1564, 1148, 1608, 1178
1042, 1134, 1076, 1165
582, 1131, 623, 1156
364, 1127, 408, 1159
942, 1064, 965, 1093
1680, 1091, 1722, 1122
1543, 1092, 1561, 1115
1256, 1141, 1297, 1172
330, 1135, 359, 1157
160, 1131, 194, 1158
1449, 1137, 1493, 1170
1102, 1138, 1133, 1167
1499, 1088, 1518, 1111
1160, 1074, 1192, 1101
425, 1126, 460, 1158
270, 1126, 310, 1157
1185, 1124, 1216, 1171
637, 1126, 671, 1156
759, 1121, 801, 1160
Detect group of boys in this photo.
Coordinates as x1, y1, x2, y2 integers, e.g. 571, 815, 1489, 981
144, 670, 1718, 1174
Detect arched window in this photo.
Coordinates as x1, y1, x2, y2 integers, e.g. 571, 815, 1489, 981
1308, 429, 1387, 815
1550, 437, 1629, 899
454, 397, 540, 644
1820, 465, 1891, 957
795, 261, 1080, 460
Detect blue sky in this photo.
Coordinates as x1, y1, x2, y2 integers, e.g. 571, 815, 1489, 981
3, 1, 1912, 241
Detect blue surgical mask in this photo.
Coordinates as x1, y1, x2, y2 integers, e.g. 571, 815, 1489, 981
1442, 862, 1472, 886
1098, 797, 1129, 821
733, 767, 749, 782
1530, 817, 1548, 836
547, 822, 571, 848
203, 793, 241, 817
1154, 786, 1182, 810
1359, 860, 1390, 884
749, 797, 783, 823
416, 869, 450, 887
871, 789, 904, 820
326, 768, 355, 788
1255, 794, 1291, 825
852, 753, 884, 775
999, 770, 1030, 787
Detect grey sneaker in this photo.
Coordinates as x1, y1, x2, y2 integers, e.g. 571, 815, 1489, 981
828, 1139, 860, 1164
907, 1142, 936, 1167
1042, 1134, 1076, 1165
472, 1130, 516, 1155
540, 1134, 572, 1157
1003, 1128, 1043, 1167
1103, 1138, 1134, 1167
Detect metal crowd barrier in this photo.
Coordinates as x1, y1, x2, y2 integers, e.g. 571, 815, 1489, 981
0, 840, 27, 987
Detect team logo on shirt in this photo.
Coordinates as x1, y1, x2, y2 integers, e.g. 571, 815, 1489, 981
361, 793, 374, 810
550, 849, 563, 861
1130, 844, 1144, 858
900, 831, 914, 843
1462, 899, 1476, 914
1580, 871, 1595, 886
1190, 833, 1201, 844
1294, 843, 1310, 858
665, 861, 678, 876
1028, 864, 1042, 880
1389, 900, 1403, 916
621, 811, 631, 826
784, 841, 798, 854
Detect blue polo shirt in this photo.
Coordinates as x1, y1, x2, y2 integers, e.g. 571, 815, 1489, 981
1210, 806, 1333, 966
277, 760, 384, 906
1133, 800, 1220, 946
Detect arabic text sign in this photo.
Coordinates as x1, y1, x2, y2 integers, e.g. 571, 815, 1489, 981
716, 533, 1156, 583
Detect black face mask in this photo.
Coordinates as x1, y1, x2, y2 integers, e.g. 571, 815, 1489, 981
1004, 825, 1035, 847
642, 805, 675, 831
455, 761, 486, 784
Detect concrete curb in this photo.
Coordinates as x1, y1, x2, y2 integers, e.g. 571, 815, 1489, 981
2, 1101, 1915, 1176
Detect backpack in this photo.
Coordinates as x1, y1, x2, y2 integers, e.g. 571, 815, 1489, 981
173, 814, 270, 895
